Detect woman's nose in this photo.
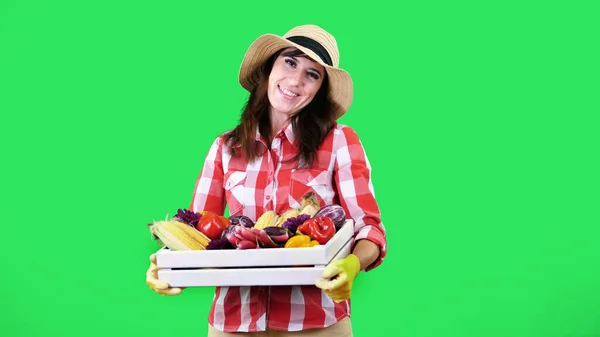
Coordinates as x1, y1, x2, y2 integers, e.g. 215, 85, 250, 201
288, 71, 303, 85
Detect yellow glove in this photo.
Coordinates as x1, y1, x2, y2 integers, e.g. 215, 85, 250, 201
315, 254, 361, 303
146, 253, 182, 296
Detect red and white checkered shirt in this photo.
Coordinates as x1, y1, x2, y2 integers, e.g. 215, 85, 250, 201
189, 122, 387, 332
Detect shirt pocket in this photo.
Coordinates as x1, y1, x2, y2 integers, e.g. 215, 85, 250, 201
223, 170, 247, 216
289, 169, 331, 209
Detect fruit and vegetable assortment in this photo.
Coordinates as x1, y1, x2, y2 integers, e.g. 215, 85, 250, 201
148, 193, 348, 251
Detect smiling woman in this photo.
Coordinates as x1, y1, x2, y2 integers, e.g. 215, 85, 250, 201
145, 24, 387, 337
267, 48, 325, 129
225, 43, 335, 169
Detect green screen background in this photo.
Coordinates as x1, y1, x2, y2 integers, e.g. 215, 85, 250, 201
1, 1, 598, 336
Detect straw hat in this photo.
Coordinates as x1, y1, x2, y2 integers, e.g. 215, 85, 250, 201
238, 24, 353, 119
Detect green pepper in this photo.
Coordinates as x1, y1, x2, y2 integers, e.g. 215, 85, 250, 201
296, 217, 336, 245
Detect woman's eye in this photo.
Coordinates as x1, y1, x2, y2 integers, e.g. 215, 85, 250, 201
285, 59, 297, 67
308, 72, 320, 80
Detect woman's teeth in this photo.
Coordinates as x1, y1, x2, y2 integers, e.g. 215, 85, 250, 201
278, 85, 298, 97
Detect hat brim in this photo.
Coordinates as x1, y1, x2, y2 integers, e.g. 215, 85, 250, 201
238, 34, 353, 119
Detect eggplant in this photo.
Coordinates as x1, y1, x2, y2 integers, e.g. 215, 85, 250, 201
314, 204, 347, 231
229, 215, 255, 228
263, 226, 293, 243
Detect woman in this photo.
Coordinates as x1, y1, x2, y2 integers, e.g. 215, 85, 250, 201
146, 24, 387, 336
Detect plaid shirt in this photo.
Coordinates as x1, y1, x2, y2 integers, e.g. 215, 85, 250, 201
189, 122, 387, 332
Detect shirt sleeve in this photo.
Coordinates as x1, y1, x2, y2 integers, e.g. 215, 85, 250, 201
334, 126, 387, 271
189, 135, 227, 215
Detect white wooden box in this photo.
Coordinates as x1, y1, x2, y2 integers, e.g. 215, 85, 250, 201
156, 220, 355, 287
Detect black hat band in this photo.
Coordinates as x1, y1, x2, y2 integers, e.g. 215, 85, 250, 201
286, 36, 333, 66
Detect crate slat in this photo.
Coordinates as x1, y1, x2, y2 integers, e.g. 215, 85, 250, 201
157, 236, 354, 287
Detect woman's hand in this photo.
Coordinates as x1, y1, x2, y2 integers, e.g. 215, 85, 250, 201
315, 253, 361, 303
315, 239, 381, 302
146, 253, 183, 296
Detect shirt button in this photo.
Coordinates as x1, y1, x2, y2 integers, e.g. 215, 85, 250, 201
266, 195, 271, 200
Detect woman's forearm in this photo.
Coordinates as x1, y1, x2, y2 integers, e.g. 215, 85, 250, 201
352, 239, 381, 271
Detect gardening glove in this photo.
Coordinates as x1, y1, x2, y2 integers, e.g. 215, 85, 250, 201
146, 253, 182, 296
315, 253, 361, 303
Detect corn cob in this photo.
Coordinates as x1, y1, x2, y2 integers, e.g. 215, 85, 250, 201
149, 219, 208, 251
172, 220, 211, 248
299, 192, 320, 217
254, 211, 280, 230
275, 208, 301, 227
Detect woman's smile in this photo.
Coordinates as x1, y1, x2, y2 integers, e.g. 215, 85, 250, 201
277, 84, 299, 99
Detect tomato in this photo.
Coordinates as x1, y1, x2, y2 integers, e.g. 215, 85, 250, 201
195, 211, 231, 240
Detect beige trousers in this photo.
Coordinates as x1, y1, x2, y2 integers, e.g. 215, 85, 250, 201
207, 317, 353, 337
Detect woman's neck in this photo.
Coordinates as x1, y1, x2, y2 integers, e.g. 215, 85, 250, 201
269, 109, 291, 139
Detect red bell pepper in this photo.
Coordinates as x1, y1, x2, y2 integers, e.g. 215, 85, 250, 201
297, 217, 336, 245
196, 211, 231, 240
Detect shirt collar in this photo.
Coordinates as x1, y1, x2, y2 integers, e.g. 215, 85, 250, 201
255, 122, 298, 148
282, 122, 298, 148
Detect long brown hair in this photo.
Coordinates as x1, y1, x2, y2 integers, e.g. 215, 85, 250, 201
224, 48, 336, 168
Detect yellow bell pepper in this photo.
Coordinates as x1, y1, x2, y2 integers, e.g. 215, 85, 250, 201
284, 234, 320, 248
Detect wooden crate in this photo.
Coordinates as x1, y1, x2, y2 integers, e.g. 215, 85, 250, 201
156, 220, 355, 287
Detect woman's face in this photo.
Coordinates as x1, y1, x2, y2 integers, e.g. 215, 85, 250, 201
267, 48, 325, 118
